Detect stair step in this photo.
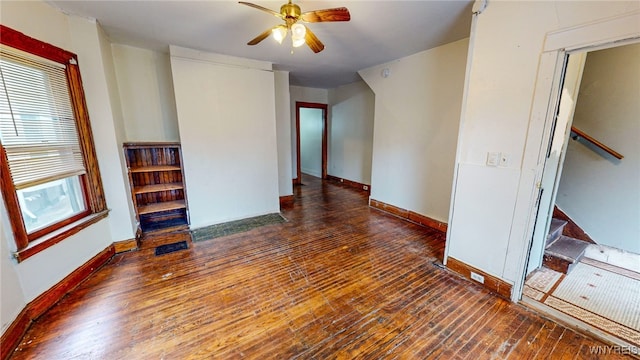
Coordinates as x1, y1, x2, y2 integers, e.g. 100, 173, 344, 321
543, 236, 589, 274
546, 218, 568, 248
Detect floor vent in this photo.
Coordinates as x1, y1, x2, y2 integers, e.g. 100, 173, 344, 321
155, 241, 189, 256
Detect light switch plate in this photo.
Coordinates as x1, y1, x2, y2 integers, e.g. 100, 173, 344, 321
487, 152, 500, 167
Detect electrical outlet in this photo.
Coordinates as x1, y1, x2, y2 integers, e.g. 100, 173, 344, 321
470, 271, 485, 284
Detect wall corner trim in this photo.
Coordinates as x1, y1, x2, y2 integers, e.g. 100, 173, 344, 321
446, 256, 513, 300
279, 195, 295, 208
0, 245, 115, 360
114, 238, 139, 254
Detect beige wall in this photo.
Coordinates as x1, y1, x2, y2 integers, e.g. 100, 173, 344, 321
556, 43, 640, 254
446, 1, 640, 294
274, 71, 293, 197
112, 44, 180, 142
360, 38, 469, 223
170, 46, 280, 228
0, 0, 131, 333
71, 18, 137, 243
328, 81, 375, 185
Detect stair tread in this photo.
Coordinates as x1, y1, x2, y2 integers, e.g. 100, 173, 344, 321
548, 218, 568, 234
545, 235, 589, 262
546, 218, 569, 247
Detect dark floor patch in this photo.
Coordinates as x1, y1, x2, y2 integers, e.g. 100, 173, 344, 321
142, 217, 188, 232
155, 241, 189, 256
191, 213, 287, 242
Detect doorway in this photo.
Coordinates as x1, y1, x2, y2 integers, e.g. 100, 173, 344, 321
521, 41, 640, 348
295, 102, 328, 184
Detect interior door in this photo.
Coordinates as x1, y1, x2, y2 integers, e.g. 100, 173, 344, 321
526, 52, 587, 275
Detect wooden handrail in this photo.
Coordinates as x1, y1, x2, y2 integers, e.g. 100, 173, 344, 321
570, 126, 624, 160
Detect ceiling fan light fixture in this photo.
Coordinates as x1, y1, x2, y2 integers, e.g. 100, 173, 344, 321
292, 36, 306, 48
291, 23, 306, 48
240, 1, 350, 54
291, 23, 306, 39
272, 25, 287, 44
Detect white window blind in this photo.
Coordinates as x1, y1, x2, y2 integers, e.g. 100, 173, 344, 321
0, 48, 86, 190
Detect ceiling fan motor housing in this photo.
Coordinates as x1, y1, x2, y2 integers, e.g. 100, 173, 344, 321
281, 3, 301, 20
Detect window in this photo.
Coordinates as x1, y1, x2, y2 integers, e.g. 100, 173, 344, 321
0, 25, 107, 262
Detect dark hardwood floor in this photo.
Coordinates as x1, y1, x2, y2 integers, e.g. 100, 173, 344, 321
9, 175, 629, 359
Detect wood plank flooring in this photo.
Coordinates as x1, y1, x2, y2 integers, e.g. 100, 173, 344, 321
9, 175, 630, 359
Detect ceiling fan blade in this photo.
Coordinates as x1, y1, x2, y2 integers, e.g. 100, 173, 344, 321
239, 2, 283, 19
247, 26, 276, 45
304, 26, 325, 53
300, 7, 350, 22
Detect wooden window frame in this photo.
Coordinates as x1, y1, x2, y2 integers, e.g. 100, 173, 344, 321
0, 25, 108, 262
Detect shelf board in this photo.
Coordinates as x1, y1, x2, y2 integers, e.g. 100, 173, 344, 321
138, 200, 186, 215
130, 165, 181, 173
134, 183, 184, 194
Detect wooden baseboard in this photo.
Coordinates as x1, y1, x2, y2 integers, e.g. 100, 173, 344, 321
0, 307, 30, 360
446, 256, 512, 300
407, 212, 448, 233
279, 195, 294, 208
1, 245, 115, 360
292, 178, 301, 186
369, 198, 408, 218
326, 175, 371, 194
114, 238, 138, 253
369, 198, 448, 233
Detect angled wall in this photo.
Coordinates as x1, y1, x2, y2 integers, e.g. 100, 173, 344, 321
360, 38, 468, 223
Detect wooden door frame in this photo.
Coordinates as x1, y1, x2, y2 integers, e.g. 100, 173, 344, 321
295, 101, 328, 184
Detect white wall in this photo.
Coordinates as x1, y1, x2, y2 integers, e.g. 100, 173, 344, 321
70, 17, 137, 243
327, 81, 375, 185
170, 46, 280, 228
0, 203, 25, 334
359, 38, 468, 223
0, 0, 128, 333
556, 44, 640, 254
299, 108, 324, 178
112, 44, 180, 142
274, 71, 293, 197
446, 1, 640, 291
289, 86, 328, 180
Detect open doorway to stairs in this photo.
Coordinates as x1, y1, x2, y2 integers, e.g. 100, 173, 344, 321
521, 42, 640, 349
295, 102, 328, 184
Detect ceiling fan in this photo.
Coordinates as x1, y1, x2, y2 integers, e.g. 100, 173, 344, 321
239, 1, 351, 53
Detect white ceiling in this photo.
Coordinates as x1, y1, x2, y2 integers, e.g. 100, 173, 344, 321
48, 1, 473, 89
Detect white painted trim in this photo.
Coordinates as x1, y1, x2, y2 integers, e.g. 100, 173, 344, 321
444, 9, 479, 266
508, 51, 562, 300
544, 10, 640, 52
169, 45, 273, 71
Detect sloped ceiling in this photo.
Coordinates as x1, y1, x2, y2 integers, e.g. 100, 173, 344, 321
48, 0, 473, 88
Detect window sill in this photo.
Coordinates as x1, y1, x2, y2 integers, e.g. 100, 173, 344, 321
13, 210, 109, 263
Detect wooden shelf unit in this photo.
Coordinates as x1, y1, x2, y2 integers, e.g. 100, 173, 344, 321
130, 165, 182, 173
124, 142, 189, 233
137, 200, 187, 215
